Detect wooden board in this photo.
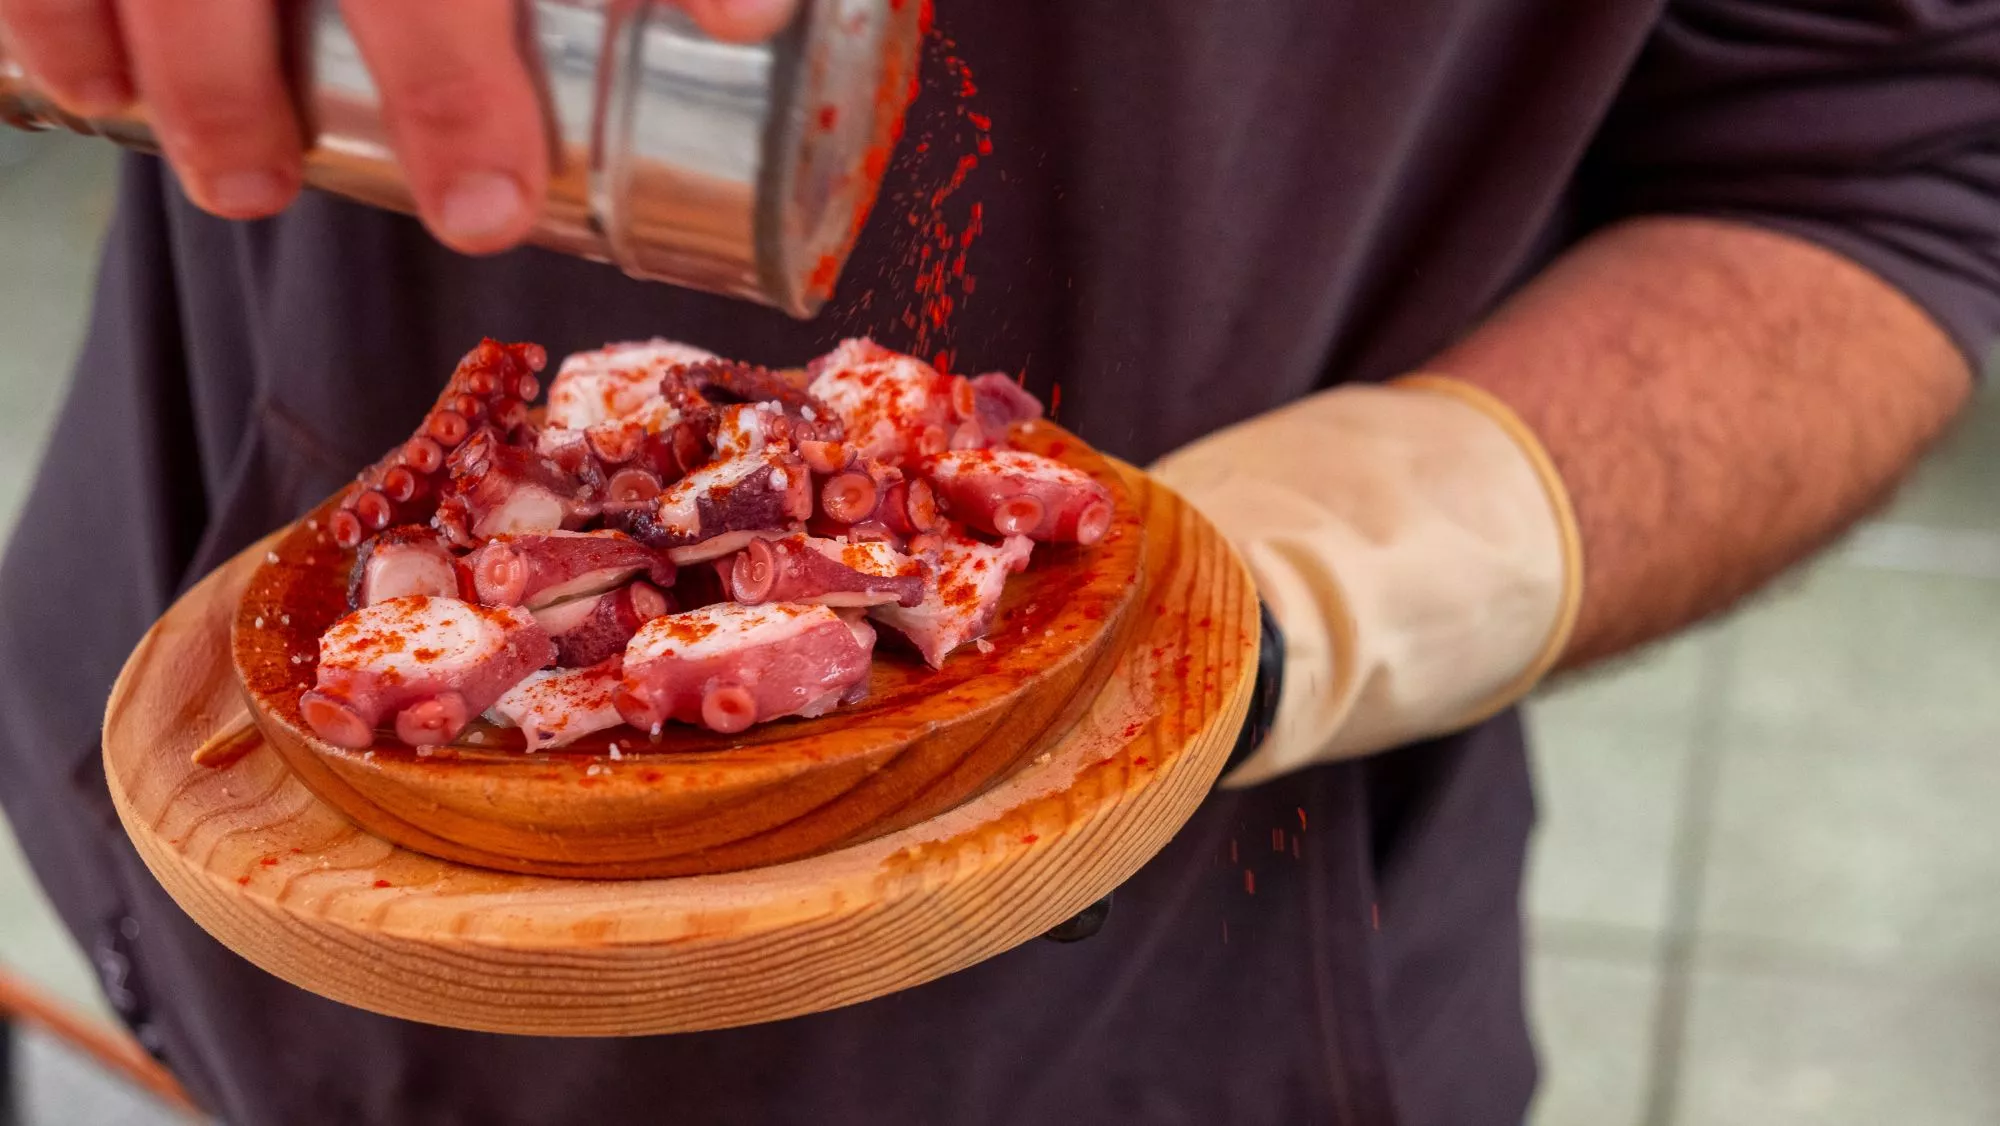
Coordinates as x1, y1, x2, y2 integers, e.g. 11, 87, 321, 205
229, 424, 1145, 878
101, 460, 1257, 1036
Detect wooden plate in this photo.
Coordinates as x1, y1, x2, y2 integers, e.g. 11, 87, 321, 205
101, 459, 1257, 1035
230, 423, 1143, 878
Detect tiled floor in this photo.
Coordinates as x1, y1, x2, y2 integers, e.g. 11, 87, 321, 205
0, 132, 1997, 1125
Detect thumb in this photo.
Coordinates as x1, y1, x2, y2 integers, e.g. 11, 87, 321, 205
675, 0, 800, 44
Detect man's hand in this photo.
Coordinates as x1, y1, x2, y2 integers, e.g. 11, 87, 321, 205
0, 0, 798, 254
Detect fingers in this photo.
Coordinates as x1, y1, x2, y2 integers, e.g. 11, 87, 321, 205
339, 0, 547, 255
675, 0, 800, 44
112, 0, 303, 218
0, 0, 131, 115
2, 0, 786, 244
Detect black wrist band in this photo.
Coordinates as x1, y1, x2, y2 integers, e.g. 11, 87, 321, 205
1041, 602, 1284, 944
1223, 600, 1286, 775
1041, 893, 1114, 943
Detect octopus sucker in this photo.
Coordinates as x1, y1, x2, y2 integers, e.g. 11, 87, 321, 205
991, 495, 1046, 536
401, 437, 445, 473
605, 467, 662, 505
819, 470, 878, 523
394, 692, 469, 748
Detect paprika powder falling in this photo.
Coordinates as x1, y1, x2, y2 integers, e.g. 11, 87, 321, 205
889, 11, 992, 372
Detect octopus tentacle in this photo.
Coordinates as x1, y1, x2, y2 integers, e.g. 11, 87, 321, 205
617, 603, 875, 734
304, 596, 555, 749
669, 359, 825, 418
728, 535, 926, 608
434, 430, 597, 547
333, 340, 548, 548
924, 448, 1115, 545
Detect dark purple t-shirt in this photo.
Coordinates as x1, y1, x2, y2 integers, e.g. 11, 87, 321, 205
3, 2, 1997, 1123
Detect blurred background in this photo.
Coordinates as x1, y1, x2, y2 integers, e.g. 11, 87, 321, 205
0, 129, 1994, 1125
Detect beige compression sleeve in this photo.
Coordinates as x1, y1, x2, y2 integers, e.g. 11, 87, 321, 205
1148, 376, 1584, 788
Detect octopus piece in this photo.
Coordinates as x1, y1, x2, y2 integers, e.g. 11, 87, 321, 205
533, 581, 674, 668
874, 476, 943, 537
487, 660, 627, 753
923, 449, 1115, 545
555, 420, 714, 523
541, 397, 700, 480
728, 535, 926, 609
968, 372, 1044, 440
616, 603, 876, 735
624, 450, 813, 560
332, 339, 546, 548
434, 429, 594, 546
300, 597, 555, 749
544, 338, 717, 430
585, 398, 686, 466
667, 359, 835, 435
346, 525, 462, 609
634, 416, 716, 482
804, 338, 977, 465
465, 529, 675, 609
869, 532, 1034, 668
711, 401, 792, 459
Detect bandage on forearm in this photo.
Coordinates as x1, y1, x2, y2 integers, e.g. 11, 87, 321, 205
1149, 376, 1582, 788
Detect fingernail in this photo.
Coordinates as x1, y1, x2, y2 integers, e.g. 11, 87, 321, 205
207, 170, 288, 215
440, 172, 527, 244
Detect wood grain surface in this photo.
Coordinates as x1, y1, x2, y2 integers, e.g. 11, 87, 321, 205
230, 424, 1147, 878
101, 460, 1258, 1036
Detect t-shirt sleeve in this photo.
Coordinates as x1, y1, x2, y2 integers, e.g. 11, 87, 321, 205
1582, 1, 2000, 373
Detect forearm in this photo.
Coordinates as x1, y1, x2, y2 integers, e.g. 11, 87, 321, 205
1434, 216, 1974, 669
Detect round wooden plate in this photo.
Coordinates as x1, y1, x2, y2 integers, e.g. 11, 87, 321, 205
230, 423, 1145, 878
102, 459, 1257, 1036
